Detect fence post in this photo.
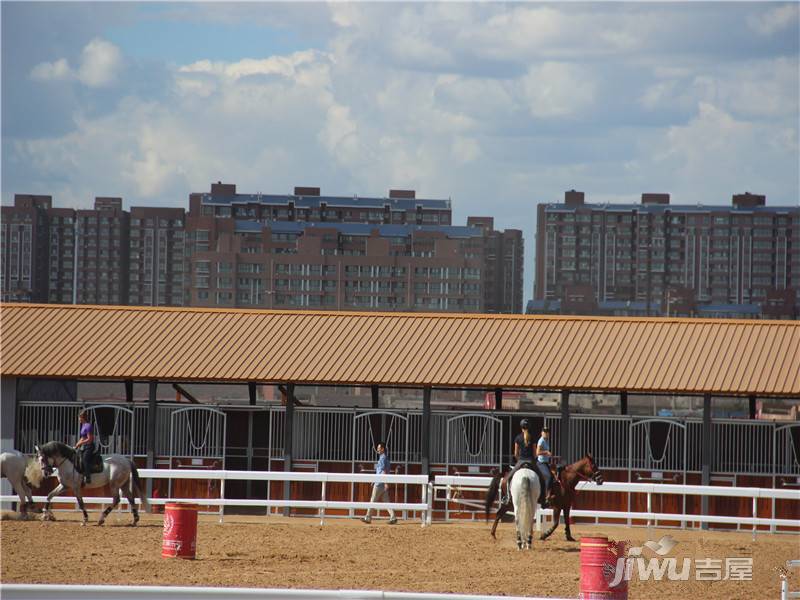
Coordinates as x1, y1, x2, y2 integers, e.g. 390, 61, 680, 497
283, 383, 294, 517
421, 387, 431, 478
320, 480, 326, 526
752, 495, 758, 541
701, 394, 711, 530
219, 477, 225, 524
145, 381, 158, 505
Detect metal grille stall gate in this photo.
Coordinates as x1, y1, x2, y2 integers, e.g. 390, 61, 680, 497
443, 414, 503, 519
168, 407, 227, 500
351, 411, 410, 518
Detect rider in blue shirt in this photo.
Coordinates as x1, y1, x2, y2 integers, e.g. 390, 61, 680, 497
536, 426, 554, 507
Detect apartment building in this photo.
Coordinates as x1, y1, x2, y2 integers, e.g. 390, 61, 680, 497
534, 191, 800, 318
128, 207, 186, 306
0, 195, 51, 302
467, 217, 524, 313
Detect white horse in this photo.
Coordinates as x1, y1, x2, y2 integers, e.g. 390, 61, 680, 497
0, 450, 44, 517
509, 467, 541, 550
35, 441, 148, 526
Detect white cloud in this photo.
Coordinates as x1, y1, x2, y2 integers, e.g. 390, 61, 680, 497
640, 58, 799, 119
748, 4, 799, 35
179, 50, 324, 81
521, 62, 596, 118
30, 58, 71, 82
78, 38, 122, 87
29, 38, 121, 87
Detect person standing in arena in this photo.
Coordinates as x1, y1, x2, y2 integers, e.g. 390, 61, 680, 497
362, 441, 397, 524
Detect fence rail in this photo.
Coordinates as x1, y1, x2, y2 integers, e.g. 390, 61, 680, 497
5, 469, 798, 535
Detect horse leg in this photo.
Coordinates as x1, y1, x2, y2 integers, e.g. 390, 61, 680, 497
490, 502, 509, 539
75, 492, 89, 526
123, 483, 139, 527
541, 505, 561, 540
42, 483, 65, 522
97, 491, 120, 526
564, 506, 576, 542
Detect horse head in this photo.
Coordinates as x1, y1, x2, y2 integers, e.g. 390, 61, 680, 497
35, 442, 74, 478
34, 444, 54, 477
582, 453, 604, 485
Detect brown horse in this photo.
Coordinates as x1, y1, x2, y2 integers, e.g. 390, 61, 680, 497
484, 454, 603, 542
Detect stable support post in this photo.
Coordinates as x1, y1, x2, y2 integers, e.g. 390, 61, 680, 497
248, 382, 257, 406
125, 380, 133, 403
620, 391, 628, 415
749, 395, 756, 419
560, 391, 571, 464
701, 394, 711, 530
283, 383, 295, 517
494, 388, 503, 411
371, 386, 379, 409
421, 387, 432, 478
145, 381, 158, 503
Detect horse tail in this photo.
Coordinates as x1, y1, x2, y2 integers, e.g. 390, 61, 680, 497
130, 461, 149, 510
517, 472, 531, 532
484, 471, 502, 521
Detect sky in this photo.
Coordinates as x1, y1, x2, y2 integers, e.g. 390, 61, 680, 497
2, 2, 799, 300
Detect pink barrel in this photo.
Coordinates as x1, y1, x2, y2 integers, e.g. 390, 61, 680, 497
579, 536, 628, 599
162, 503, 199, 559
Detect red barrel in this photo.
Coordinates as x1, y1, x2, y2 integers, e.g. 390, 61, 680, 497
162, 503, 198, 559
579, 536, 628, 599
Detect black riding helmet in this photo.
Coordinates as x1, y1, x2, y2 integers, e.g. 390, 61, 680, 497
520, 418, 529, 429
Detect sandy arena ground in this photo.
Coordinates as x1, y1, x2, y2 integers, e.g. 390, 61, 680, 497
1, 511, 798, 599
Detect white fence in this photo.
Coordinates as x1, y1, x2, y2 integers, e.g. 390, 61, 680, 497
0, 584, 569, 600
1, 469, 433, 526
434, 475, 800, 537
4, 469, 799, 535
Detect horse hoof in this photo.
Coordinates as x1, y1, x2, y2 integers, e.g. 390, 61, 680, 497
97, 520, 105, 527
566, 536, 576, 542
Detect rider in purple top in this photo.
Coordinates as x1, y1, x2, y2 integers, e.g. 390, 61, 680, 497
75, 411, 96, 485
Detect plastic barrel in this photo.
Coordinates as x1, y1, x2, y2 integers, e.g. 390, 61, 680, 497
162, 503, 199, 559
579, 536, 628, 599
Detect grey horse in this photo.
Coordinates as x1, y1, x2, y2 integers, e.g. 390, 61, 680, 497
0, 450, 43, 516
35, 441, 148, 526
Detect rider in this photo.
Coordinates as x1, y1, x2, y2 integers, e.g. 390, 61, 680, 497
535, 426, 554, 507
501, 418, 536, 505
75, 411, 96, 485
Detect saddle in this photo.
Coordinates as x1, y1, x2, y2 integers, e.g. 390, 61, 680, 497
77, 452, 104, 474
501, 462, 556, 506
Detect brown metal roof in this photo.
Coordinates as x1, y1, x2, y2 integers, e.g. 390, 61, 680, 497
2, 303, 799, 396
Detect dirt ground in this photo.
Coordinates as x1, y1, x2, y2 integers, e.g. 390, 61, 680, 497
1, 511, 798, 599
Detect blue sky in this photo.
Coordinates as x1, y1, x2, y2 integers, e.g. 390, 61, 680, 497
2, 2, 799, 300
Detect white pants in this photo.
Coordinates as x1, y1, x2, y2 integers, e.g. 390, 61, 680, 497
365, 483, 395, 519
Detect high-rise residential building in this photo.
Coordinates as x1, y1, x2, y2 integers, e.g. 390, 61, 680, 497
467, 217, 524, 313
1, 195, 51, 302
73, 198, 130, 305
183, 183, 523, 312
128, 207, 185, 306
2, 182, 524, 314
533, 190, 800, 318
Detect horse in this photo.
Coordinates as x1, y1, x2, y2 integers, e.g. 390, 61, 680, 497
508, 466, 540, 549
35, 441, 148, 526
0, 450, 44, 517
485, 454, 604, 542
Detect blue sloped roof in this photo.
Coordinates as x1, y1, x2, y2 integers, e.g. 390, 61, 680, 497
204, 193, 450, 211
544, 203, 798, 214
234, 220, 481, 238
698, 303, 761, 315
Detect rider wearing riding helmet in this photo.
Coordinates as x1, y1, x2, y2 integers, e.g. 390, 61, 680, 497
75, 411, 96, 485
536, 426, 554, 507
501, 418, 536, 504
